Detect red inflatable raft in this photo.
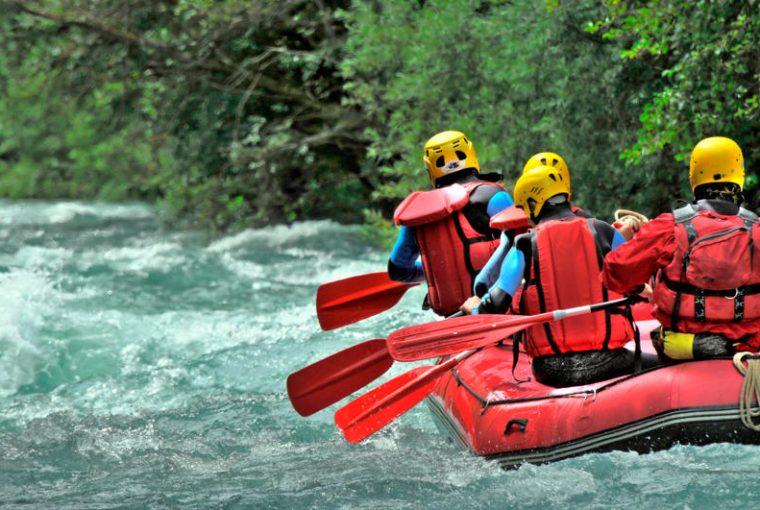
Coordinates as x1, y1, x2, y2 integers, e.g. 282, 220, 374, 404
425, 313, 760, 466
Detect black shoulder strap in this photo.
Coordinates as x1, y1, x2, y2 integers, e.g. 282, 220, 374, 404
530, 229, 559, 353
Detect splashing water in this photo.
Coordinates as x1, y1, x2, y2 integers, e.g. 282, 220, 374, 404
0, 200, 758, 509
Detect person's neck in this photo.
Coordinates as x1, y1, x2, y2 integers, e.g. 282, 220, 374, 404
434, 169, 479, 188
536, 200, 575, 223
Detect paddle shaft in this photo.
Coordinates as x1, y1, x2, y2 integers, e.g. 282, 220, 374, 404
520, 296, 633, 325
388, 296, 636, 361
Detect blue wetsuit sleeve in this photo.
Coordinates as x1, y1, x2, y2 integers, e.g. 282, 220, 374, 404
611, 229, 626, 251
492, 246, 525, 297
474, 247, 526, 315
473, 231, 511, 297
388, 226, 425, 283
486, 191, 514, 217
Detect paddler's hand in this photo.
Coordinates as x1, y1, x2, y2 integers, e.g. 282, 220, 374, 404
640, 283, 654, 303
460, 296, 481, 315
613, 215, 643, 241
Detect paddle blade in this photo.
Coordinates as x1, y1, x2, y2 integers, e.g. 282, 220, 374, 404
388, 313, 537, 361
334, 365, 437, 444
316, 272, 417, 330
489, 205, 531, 231
287, 339, 393, 417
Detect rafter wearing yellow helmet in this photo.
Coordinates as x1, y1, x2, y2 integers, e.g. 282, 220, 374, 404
423, 131, 480, 188
513, 165, 571, 220
689, 136, 744, 192
602, 136, 760, 362
522, 152, 571, 200
388, 130, 513, 317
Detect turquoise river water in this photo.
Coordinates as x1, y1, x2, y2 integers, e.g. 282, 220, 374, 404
0, 200, 759, 509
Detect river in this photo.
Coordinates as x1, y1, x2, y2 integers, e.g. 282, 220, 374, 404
0, 200, 758, 509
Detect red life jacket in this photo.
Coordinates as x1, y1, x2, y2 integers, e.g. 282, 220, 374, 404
519, 216, 633, 357
394, 181, 503, 315
653, 204, 760, 328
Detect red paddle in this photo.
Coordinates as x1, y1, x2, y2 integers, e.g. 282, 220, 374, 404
287, 339, 393, 417
388, 297, 635, 361
316, 272, 419, 330
335, 297, 638, 443
288, 312, 466, 417
334, 350, 474, 444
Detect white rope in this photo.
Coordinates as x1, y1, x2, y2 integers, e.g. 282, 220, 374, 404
614, 209, 649, 223
733, 352, 760, 431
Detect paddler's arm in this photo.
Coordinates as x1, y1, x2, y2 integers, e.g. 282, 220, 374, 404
388, 226, 425, 283
601, 213, 676, 294
486, 191, 514, 216
471, 190, 515, 296
473, 231, 511, 297
462, 240, 526, 315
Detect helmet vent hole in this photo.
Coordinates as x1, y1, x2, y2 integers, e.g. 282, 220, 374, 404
455, 151, 467, 160
436, 156, 445, 168
540, 157, 547, 165
714, 173, 722, 180
552, 158, 558, 166
549, 173, 557, 182
463, 137, 469, 144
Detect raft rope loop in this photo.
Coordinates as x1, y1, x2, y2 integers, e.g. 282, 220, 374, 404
733, 352, 760, 431
613, 209, 649, 224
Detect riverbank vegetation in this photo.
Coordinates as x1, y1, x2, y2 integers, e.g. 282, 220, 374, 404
1, 0, 758, 231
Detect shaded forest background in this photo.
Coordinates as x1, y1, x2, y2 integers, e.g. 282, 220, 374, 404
0, 0, 758, 234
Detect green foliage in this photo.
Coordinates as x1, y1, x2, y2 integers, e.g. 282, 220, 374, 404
590, 0, 760, 206
1, 0, 759, 231
0, 0, 370, 230
341, 0, 682, 221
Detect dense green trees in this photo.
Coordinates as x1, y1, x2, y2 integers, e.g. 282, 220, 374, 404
1, 0, 758, 231
0, 0, 368, 229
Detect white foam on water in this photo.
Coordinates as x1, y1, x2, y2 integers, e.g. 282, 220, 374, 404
0, 245, 75, 271
0, 200, 154, 225
0, 269, 57, 398
206, 220, 356, 253
75, 241, 188, 275
216, 253, 268, 280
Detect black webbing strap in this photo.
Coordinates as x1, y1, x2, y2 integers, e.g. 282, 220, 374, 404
661, 277, 760, 297
735, 288, 746, 322
586, 219, 612, 349
530, 231, 560, 353
694, 289, 706, 322
511, 334, 531, 383
672, 204, 699, 327
624, 303, 642, 373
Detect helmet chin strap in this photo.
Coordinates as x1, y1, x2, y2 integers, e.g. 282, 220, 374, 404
694, 183, 744, 205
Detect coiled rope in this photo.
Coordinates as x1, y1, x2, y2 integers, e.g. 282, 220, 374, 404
733, 352, 760, 431
614, 209, 649, 223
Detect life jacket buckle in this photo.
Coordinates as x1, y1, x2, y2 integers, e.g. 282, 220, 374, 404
725, 288, 740, 300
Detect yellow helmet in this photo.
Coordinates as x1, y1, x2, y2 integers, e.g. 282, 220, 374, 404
689, 136, 744, 191
522, 151, 570, 193
513, 165, 571, 219
423, 131, 480, 186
